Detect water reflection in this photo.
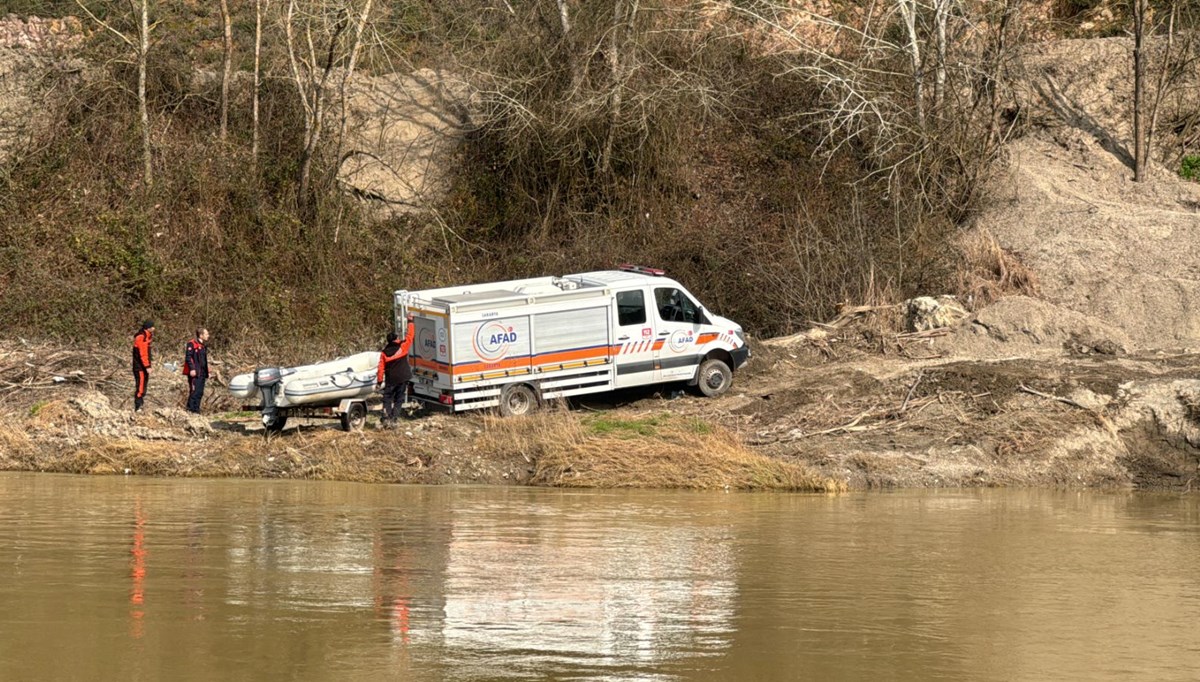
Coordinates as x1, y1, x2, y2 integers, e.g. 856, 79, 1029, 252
440, 500, 736, 679
129, 499, 146, 639
1, 476, 1199, 681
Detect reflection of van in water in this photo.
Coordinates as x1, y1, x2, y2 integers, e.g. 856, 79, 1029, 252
395, 265, 751, 415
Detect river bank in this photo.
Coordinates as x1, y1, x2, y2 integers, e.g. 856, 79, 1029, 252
2, 320, 1198, 492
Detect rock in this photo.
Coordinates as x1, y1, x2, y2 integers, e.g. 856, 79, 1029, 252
69, 392, 124, 422
904, 295, 969, 332
152, 407, 214, 435
1067, 388, 1111, 412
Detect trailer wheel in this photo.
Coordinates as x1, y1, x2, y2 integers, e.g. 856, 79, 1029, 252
499, 384, 538, 417
340, 401, 367, 432
696, 358, 732, 398
263, 413, 288, 433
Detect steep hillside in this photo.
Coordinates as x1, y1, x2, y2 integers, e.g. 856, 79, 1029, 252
976, 38, 1200, 350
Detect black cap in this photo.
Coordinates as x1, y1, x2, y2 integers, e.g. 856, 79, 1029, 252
386, 332, 399, 344
142, 320, 155, 330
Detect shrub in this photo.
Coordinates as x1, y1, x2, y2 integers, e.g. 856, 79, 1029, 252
1181, 155, 1200, 182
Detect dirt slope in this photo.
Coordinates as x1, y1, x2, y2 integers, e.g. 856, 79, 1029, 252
976, 38, 1200, 350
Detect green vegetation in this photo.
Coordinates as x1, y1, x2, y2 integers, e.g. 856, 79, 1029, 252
479, 411, 843, 491
585, 415, 666, 438
1182, 155, 1200, 181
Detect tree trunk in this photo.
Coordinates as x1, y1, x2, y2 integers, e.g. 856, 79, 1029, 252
253, 0, 267, 166
294, 12, 346, 210
898, 0, 925, 130
1148, 1, 1180, 166
934, 0, 949, 114
556, 0, 571, 34
139, 0, 152, 187
220, 0, 232, 142
600, 0, 638, 177
987, 0, 1021, 148
336, 0, 375, 169
1133, 0, 1147, 181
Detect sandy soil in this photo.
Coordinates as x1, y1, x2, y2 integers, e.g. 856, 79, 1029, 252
978, 37, 1200, 349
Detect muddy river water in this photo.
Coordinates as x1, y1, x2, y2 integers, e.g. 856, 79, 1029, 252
1, 473, 1198, 681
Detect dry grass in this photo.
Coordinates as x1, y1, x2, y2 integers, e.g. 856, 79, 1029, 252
1, 420, 437, 482
955, 229, 1040, 307
476, 410, 845, 491
0, 426, 36, 468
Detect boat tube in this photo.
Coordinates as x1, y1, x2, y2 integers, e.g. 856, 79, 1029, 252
228, 352, 379, 409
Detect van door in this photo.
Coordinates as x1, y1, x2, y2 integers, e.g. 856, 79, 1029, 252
611, 287, 658, 388
652, 286, 705, 382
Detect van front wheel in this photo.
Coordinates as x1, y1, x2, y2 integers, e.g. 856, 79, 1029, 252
500, 384, 538, 417
696, 358, 732, 398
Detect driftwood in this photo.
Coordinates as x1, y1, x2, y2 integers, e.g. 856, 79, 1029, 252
899, 370, 925, 412
1017, 383, 1090, 410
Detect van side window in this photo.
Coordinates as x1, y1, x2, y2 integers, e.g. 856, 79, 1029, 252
616, 290, 646, 326
655, 287, 704, 324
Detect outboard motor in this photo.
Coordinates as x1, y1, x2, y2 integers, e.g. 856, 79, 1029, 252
254, 367, 284, 430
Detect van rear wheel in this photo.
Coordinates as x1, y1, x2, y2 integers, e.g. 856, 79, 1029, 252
696, 358, 732, 398
499, 384, 538, 417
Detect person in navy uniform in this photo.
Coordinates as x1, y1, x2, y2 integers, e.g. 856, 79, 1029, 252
184, 328, 210, 414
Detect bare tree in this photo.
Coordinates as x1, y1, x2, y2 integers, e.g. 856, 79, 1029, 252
282, 0, 379, 209
727, 2, 928, 164
335, 0, 375, 163
253, 0, 272, 166
283, 0, 347, 207
1146, 0, 1200, 167
896, 0, 926, 129
933, 0, 956, 114
599, 0, 640, 176
220, 0, 232, 142
985, 0, 1023, 148
74, 0, 156, 187
1133, 0, 1149, 181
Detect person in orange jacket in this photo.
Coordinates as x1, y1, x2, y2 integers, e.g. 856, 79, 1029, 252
377, 315, 415, 426
132, 320, 155, 411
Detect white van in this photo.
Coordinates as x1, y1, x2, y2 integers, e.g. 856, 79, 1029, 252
394, 265, 750, 415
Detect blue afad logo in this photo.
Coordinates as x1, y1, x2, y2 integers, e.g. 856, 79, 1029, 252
473, 322, 517, 361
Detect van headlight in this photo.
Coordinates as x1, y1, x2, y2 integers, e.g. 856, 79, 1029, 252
734, 330, 745, 344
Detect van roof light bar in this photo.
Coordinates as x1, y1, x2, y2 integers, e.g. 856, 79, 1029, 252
618, 264, 666, 276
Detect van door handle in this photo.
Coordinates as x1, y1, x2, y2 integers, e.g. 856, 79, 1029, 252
617, 335, 630, 341
658, 332, 669, 337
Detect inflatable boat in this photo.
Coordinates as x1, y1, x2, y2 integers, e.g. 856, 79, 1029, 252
229, 352, 379, 431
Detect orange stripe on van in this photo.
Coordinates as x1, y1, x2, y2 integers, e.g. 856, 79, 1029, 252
412, 357, 450, 371
453, 356, 533, 375
536, 347, 609, 365
696, 332, 719, 344
452, 345, 615, 377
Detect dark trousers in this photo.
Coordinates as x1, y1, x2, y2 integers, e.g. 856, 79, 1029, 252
187, 375, 206, 413
382, 382, 407, 420
133, 367, 149, 411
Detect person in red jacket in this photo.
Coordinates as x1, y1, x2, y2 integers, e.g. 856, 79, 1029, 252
377, 315, 415, 426
132, 320, 155, 411
184, 328, 210, 414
